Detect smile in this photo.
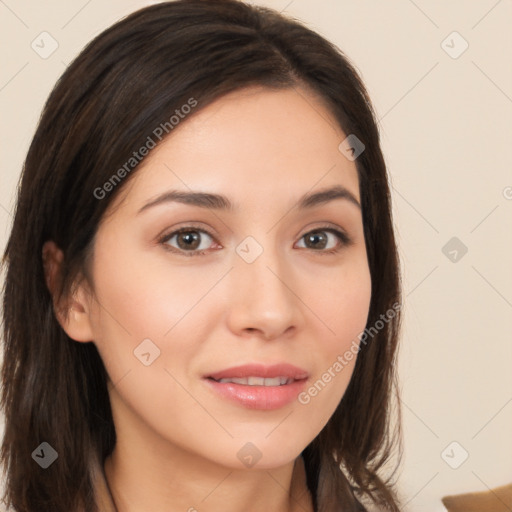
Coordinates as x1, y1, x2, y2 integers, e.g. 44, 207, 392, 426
204, 363, 309, 410
213, 376, 294, 386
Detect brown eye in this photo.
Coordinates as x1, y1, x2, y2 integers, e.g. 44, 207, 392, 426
296, 228, 351, 252
303, 231, 329, 249
162, 228, 216, 254
176, 231, 201, 250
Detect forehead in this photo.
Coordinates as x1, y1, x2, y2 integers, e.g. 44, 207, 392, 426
110, 86, 360, 213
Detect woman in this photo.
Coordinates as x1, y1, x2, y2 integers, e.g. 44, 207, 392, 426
0, 1, 402, 510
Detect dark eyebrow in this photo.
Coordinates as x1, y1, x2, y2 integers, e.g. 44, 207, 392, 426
297, 185, 361, 210
138, 190, 233, 214
137, 185, 360, 214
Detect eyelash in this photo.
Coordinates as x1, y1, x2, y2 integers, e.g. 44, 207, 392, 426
158, 224, 353, 258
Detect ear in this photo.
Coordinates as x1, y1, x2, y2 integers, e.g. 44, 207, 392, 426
42, 240, 95, 343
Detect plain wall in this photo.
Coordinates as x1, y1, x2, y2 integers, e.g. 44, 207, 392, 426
0, 1, 511, 510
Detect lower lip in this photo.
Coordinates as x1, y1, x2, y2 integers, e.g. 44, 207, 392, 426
204, 378, 308, 410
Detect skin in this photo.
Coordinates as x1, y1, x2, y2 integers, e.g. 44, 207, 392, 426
44, 85, 372, 512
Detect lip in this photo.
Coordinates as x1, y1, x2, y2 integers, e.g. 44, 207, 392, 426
206, 363, 309, 381
204, 363, 309, 410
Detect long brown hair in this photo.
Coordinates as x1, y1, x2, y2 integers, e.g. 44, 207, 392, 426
0, 1, 402, 510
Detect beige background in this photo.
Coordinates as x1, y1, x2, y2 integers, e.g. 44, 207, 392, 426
1, 1, 511, 510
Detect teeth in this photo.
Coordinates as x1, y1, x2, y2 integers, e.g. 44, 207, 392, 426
217, 376, 291, 386
247, 376, 265, 386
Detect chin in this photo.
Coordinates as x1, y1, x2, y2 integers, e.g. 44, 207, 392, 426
210, 438, 307, 471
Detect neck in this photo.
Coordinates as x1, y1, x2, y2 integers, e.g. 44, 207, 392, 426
102, 382, 314, 512
104, 446, 313, 512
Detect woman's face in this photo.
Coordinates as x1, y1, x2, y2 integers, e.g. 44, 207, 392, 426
82, 86, 371, 469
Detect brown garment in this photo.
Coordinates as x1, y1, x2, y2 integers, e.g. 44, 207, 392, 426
442, 483, 512, 512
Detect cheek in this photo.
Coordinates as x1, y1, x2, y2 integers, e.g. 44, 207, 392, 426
299, 257, 371, 407
306, 256, 372, 349
87, 256, 221, 447
91, 230, 194, 326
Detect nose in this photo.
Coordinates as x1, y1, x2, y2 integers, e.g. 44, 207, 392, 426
225, 244, 304, 341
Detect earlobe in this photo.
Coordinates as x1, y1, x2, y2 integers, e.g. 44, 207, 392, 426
42, 240, 95, 343
58, 286, 95, 343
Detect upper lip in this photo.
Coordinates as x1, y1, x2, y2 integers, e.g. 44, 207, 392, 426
206, 363, 309, 381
